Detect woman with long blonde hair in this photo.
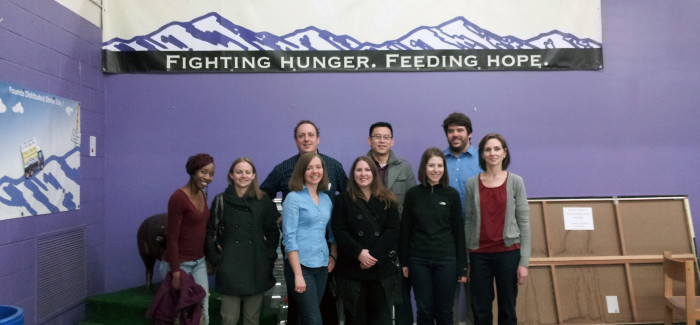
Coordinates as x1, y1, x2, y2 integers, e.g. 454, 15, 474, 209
206, 157, 280, 325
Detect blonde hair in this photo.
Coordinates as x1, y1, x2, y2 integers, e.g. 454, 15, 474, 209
227, 157, 263, 199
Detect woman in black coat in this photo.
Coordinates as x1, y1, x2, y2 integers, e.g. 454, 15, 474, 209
206, 157, 280, 325
331, 156, 401, 325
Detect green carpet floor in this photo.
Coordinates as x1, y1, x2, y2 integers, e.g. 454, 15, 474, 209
80, 283, 285, 325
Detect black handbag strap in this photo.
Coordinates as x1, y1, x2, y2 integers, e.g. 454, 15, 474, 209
212, 195, 225, 246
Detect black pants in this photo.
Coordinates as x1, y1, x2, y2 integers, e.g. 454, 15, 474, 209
344, 279, 391, 325
394, 277, 414, 325
320, 278, 339, 325
469, 250, 520, 325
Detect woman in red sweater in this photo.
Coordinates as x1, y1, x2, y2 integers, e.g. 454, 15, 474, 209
160, 153, 215, 324
464, 134, 530, 325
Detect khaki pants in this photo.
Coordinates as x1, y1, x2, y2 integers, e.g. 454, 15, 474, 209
220, 293, 264, 325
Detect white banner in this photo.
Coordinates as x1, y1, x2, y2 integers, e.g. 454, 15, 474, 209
102, 0, 603, 73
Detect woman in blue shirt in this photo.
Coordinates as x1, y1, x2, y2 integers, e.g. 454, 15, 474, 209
282, 152, 337, 325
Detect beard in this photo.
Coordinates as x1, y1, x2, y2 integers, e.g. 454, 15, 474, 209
450, 139, 469, 154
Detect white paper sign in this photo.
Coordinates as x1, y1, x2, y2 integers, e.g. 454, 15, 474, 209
90, 136, 96, 157
606, 296, 620, 313
563, 207, 594, 230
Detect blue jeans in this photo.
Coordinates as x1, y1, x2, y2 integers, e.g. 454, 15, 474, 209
284, 260, 328, 325
469, 250, 520, 325
408, 255, 458, 325
159, 257, 210, 325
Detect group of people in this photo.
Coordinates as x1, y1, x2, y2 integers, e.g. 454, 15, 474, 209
160, 112, 531, 325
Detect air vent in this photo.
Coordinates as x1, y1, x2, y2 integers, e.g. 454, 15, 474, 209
37, 228, 87, 323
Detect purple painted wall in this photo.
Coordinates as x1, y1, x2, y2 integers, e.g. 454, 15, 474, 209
3, 1, 697, 323
0, 0, 104, 324
104, 0, 700, 292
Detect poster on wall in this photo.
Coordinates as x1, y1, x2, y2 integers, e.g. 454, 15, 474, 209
0, 80, 81, 220
102, 0, 603, 73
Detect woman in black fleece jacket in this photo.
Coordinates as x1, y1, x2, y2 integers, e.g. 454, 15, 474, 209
399, 148, 467, 325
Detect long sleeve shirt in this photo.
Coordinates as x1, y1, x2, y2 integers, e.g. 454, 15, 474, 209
399, 184, 467, 277
165, 189, 209, 272
444, 146, 481, 215
464, 172, 531, 267
282, 187, 334, 268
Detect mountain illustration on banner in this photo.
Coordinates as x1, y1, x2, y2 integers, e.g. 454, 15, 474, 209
0, 147, 80, 218
102, 12, 601, 51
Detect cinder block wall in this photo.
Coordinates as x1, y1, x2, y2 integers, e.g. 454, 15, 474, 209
0, 1, 105, 324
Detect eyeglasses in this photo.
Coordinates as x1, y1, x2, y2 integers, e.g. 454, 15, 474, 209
371, 135, 393, 141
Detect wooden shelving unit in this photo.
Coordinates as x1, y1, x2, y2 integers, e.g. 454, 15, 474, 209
514, 196, 697, 324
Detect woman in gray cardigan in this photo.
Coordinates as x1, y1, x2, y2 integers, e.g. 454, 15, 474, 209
464, 134, 530, 325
